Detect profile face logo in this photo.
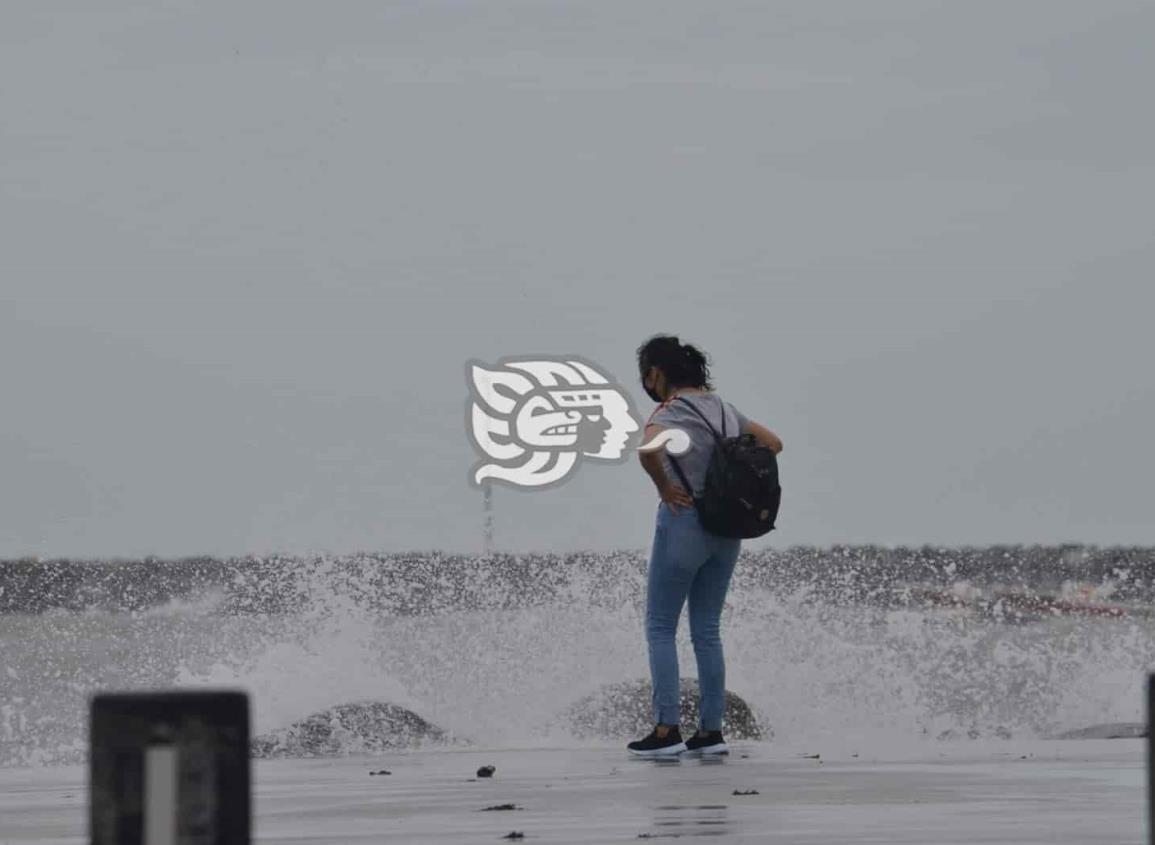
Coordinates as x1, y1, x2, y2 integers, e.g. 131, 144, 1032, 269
466, 357, 644, 489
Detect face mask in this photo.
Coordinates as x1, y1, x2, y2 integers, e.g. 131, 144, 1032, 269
642, 369, 663, 403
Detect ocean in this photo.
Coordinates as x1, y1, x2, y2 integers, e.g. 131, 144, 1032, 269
3, 546, 1152, 769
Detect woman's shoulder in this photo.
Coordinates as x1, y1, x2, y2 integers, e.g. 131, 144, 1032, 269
680, 391, 732, 410
651, 392, 725, 423
680, 392, 749, 430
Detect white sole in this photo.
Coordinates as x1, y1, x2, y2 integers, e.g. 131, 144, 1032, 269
628, 742, 688, 758
683, 743, 729, 756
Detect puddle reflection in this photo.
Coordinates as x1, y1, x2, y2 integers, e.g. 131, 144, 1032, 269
642, 800, 731, 839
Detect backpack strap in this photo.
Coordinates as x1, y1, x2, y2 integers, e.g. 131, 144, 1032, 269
666, 452, 695, 500
675, 396, 726, 441
666, 396, 726, 499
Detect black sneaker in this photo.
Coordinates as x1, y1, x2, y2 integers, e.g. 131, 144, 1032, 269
627, 726, 687, 758
683, 730, 729, 756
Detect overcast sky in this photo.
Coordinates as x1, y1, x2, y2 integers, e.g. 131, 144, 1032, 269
2, 1, 1152, 558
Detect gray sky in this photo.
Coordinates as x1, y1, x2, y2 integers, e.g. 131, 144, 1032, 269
2, 1, 1152, 558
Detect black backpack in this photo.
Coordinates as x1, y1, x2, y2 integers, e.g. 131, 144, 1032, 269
668, 397, 781, 539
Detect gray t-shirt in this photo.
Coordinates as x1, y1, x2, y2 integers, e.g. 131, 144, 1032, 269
650, 393, 750, 498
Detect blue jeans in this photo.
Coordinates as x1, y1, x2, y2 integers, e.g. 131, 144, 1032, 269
645, 502, 741, 732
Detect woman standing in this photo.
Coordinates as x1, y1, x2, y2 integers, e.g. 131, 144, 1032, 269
628, 335, 783, 758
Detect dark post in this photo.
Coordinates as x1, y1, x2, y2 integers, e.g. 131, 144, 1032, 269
90, 690, 250, 845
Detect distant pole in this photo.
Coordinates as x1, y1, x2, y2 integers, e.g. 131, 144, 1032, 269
482, 483, 494, 554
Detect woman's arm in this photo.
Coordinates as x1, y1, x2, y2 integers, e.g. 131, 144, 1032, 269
742, 420, 784, 454
639, 424, 694, 511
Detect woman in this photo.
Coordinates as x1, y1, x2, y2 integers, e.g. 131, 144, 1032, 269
628, 335, 783, 758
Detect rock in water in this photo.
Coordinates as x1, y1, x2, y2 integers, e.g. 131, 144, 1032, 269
251, 701, 448, 758
560, 679, 766, 740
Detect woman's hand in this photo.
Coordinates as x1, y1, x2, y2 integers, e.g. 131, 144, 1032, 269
659, 481, 694, 512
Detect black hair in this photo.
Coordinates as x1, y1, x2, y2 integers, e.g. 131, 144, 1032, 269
636, 334, 713, 390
